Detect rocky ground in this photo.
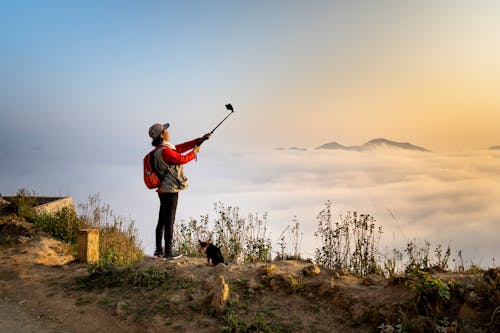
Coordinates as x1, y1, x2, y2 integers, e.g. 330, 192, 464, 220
0, 210, 498, 332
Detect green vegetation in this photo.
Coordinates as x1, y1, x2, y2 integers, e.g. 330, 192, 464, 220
8, 188, 39, 222
35, 207, 81, 244
78, 194, 143, 265
277, 217, 302, 260
7, 189, 143, 265
221, 310, 276, 333
77, 262, 169, 290
405, 270, 450, 317
314, 201, 382, 276
5, 190, 498, 333
175, 202, 272, 263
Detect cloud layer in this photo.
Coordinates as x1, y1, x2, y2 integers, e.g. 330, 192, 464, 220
185, 148, 500, 266
1, 146, 498, 267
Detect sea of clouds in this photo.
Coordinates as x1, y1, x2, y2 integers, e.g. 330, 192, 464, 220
182, 148, 500, 267
2, 146, 499, 268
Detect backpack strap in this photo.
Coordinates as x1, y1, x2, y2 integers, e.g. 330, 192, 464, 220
150, 148, 158, 174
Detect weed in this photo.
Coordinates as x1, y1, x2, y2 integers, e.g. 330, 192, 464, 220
281, 272, 303, 292
276, 217, 302, 260
7, 190, 142, 265
175, 202, 272, 263
174, 216, 212, 257
78, 194, 143, 265
77, 262, 169, 291
8, 189, 38, 222
405, 270, 450, 317
35, 207, 81, 244
75, 295, 95, 306
314, 201, 382, 276
220, 309, 277, 333
378, 323, 402, 333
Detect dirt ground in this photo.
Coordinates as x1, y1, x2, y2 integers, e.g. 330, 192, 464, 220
0, 216, 498, 333
0, 233, 374, 333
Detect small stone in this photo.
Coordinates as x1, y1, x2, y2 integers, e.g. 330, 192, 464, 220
303, 264, 321, 277
261, 264, 278, 277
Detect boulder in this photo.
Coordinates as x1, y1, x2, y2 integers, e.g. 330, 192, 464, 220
210, 276, 229, 314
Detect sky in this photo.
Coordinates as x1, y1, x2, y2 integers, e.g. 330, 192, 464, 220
1, 1, 499, 265
2, 0, 500, 152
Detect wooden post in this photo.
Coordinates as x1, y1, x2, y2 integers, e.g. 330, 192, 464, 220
78, 229, 99, 263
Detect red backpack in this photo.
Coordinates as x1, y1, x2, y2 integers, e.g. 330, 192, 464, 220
143, 149, 161, 189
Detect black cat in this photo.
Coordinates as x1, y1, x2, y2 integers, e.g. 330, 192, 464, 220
198, 240, 225, 265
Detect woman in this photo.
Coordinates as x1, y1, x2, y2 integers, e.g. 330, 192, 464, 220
148, 122, 210, 259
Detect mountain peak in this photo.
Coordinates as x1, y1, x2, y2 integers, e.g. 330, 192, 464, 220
316, 138, 430, 152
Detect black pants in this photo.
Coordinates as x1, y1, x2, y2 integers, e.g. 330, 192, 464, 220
156, 192, 179, 254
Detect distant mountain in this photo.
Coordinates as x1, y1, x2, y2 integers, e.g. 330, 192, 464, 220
316, 138, 430, 152
275, 147, 307, 151
489, 146, 500, 150
315, 142, 362, 151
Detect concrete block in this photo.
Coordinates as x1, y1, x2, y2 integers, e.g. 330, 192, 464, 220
33, 197, 75, 215
78, 229, 99, 263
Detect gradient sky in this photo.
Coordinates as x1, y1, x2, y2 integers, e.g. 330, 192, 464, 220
1, 1, 500, 153
1, 1, 499, 264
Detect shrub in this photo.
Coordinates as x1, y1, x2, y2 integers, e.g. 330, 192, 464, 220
35, 207, 81, 244
405, 270, 450, 317
8, 188, 38, 222
78, 262, 169, 290
314, 201, 382, 276
78, 194, 143, 265
175, 202, 272, 263
175, 216, 212, 257
8, 189, 83, 245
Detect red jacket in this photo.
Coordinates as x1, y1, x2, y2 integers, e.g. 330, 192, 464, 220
158, 138, 203, 165
154, 138, 203, 193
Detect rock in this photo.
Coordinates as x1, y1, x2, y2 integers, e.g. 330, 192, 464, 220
261, 264, 278, 277
303, 264, 321, 277
210, 276, 229, 314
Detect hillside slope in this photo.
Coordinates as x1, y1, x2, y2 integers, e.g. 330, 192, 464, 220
1, 216, 498, 333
